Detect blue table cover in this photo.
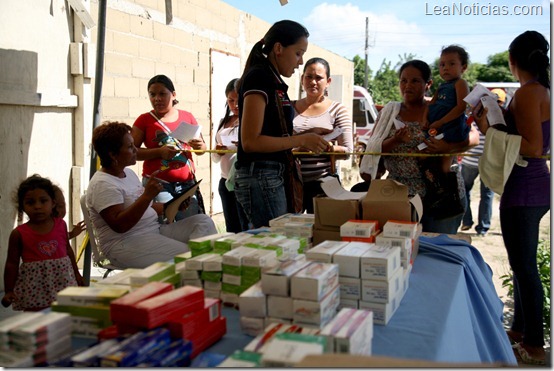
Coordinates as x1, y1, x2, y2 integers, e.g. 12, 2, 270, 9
372, 235, 517, 365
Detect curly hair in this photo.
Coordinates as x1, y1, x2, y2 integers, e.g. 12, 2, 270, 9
92, 121, 132, 168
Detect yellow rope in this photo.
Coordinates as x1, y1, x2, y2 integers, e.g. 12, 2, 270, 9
188, 148, 551, 159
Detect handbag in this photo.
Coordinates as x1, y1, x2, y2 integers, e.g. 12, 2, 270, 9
148, 111, 206, 214
421, 159, 464, 220
275, 92, 304, 213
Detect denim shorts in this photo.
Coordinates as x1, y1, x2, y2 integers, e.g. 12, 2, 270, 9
233, 161, 287, 228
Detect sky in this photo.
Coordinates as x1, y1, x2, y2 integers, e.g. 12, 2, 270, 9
221, 0, 551, 74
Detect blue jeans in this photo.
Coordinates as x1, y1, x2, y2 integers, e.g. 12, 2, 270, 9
421, 194, 467, 234
218, 177, 249, 232
142, 178, 201, 222
234, 161, 287, 229
461, 164, 494, 233
500, 205, 549, 347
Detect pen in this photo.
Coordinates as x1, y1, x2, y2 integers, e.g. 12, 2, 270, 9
145, 175, 170, 184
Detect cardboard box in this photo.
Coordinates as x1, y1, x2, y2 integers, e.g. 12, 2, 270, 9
312, 227, 341, 245
332, 242, 374, 278
314, 196, 361, 230
360, 245, 401, 281
290, 262, 339, 301
361, 266, 403, 303
305, 240, 348, 263
362, 180, 423, 228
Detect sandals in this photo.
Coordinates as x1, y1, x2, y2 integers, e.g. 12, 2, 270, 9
513, 342, 546, 366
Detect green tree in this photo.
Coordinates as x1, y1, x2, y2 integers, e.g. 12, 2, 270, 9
352, 55, 373, 87
370, 59, 401, 105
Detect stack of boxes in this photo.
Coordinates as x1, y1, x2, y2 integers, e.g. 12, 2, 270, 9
0, 311, 73, 366
52, 285, 129, 337
237, 256, 340, 336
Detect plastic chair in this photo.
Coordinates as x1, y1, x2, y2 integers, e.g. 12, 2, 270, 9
80, 193, 122, 279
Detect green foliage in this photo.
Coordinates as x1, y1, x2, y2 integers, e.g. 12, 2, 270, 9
352, 50, 516, 106
500, 239, 551, 341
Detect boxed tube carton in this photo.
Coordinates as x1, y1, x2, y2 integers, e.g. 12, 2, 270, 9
320, 307, 373, 354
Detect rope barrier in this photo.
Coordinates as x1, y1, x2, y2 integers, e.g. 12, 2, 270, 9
187, 148, 551, 159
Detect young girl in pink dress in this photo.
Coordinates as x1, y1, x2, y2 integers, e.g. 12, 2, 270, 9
2, 175, 84, 311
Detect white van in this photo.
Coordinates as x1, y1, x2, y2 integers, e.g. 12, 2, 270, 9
352, 85, 379, 139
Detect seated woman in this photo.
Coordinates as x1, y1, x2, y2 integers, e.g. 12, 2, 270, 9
86, 121, 217, 269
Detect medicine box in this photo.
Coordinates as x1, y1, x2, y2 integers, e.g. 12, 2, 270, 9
382, 220, 419, 239
320, 307, 373, 355
340, 220, 379, 238
267, 295, 294, 320
361, 266, 403, 303
292, 284, 340, 326
238, 282, 267, 318
213, 232, 252, 254
290, 262, 339, 301
261, 256, 311, 297
239, 316, 266, 337
305, 240, 348, 263
332, 241, 374, 278
129, 262, 175, 287
360, 245, 401, 281
338, 276, 361, 300
222, 246, 258, 267
359, 286, 405, 325
188, 232, 234, 251
185, 253, 220, 271
261, 332, 327, 367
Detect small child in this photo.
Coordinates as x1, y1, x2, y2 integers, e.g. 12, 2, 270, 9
2, 175, 84, 311
424, 45, 471, 173
53, 185, 86, 239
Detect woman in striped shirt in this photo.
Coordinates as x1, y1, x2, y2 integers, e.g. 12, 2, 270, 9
292, 57, 353, 213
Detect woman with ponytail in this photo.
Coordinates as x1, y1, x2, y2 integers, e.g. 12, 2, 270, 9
234, 20, 329, 228
473, 30, 550, 365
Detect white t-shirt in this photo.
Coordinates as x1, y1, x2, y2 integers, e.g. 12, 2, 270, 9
86, 168, 160, 255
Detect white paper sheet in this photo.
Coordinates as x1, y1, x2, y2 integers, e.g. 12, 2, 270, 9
463, 83, 495, 107
220, 133, 238, 147
319, 176, 366, 200
480, 95, 506, 126
171, 122, 202, 142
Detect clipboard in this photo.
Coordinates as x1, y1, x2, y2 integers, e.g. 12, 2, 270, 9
163, 179, 202, 223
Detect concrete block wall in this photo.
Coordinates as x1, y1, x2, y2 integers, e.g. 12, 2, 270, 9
92, 0, 354, 215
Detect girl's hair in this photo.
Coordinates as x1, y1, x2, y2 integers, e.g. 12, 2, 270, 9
441, 45, 470, 66
237, 20, 309, 91
92, 121, 133, 168
303, 57, 331, 77
218, 78, 239, 132
148, 74, 179, 106
399, 59, 432, 82
14, 174, 57, 218
509, 31, 550, 88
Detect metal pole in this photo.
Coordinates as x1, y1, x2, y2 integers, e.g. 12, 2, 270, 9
83, 0, 107, 286
364, 17, 369, 90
